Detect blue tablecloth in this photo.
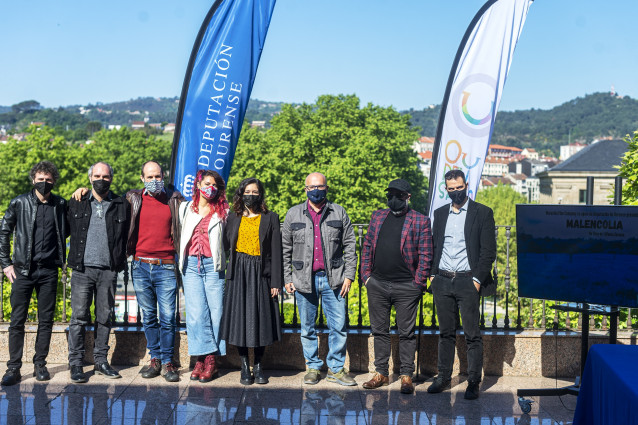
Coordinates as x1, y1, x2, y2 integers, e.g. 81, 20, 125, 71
574, 344, 638, 425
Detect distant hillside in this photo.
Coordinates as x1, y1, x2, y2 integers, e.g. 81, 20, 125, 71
3, 92, 637, 157
0, 106, 90, 131
404, 92, 638, 156
66, 97, 181, 125
403, 105, 441, 137
0, 97, 286, 131
492, 93, 638, 153
68, 97, 286, 126
245, 99, 287, 123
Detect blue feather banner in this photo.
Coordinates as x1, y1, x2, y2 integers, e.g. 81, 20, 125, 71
171, 0, 277, 198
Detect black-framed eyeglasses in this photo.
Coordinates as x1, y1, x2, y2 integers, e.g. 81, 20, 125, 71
305, 185, 327, 191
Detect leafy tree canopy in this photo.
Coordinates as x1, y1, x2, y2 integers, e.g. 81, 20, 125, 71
618, 131, 638, 205
228, 94, 427, 223
405, 92, 638, 156
11, 100, 41, 113
0, 126, 171, 214
5, 92, 637, 160
475, 183, 527, 226
475, 184, 527, 300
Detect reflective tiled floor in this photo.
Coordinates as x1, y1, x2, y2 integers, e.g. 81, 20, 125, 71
0, 364, 576, 424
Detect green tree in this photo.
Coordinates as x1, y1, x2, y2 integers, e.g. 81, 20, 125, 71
0, 126, 82, 321
72, 127, 90, 142
0, 126, 172, 215
476, 183, 526, 226
0, 126, 85, 214
475, 184, 526, 325
609, 134, 638, 335
229, 95, 426, 327
618, 131, 638, 205
11, 100, 41, 113
84, 127, 172, 195
228, 94, 427, 224
0, 126, 172, 322
86, 121, 103, 136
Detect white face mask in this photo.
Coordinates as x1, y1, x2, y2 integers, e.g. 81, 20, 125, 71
144, 179, 164, 194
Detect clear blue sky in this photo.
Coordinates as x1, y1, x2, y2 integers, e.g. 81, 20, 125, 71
1, 0, 637, 112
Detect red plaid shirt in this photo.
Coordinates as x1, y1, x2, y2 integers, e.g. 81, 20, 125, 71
361, 208, 433, 288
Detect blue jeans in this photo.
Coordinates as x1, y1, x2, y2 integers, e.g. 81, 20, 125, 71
182, 256, 226, 356
132, 259, 177, 364
295, 272, 347, 373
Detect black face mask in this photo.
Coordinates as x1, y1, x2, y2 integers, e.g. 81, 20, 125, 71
243, 194, 260, 209
387, 194, 408, 215
34, 181, 54, 196
448, 188, 467, 205
92, 179, 111, 196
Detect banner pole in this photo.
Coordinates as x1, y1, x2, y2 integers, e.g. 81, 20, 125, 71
426, 0, 498, 214
170, 0, 225, 180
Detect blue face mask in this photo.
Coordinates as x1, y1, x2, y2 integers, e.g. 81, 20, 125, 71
307, 189, 327, 204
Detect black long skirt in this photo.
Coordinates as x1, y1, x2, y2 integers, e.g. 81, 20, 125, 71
220, 252, 281, 347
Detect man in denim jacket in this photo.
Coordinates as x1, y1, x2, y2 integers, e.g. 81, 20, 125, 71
282, 172, 357, 386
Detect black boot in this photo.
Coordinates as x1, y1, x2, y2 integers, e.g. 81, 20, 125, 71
253, 347, 268, 384
253, 357, 268, 384
239, 355, 254, 385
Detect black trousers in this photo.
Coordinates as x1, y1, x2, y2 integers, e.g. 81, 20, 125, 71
7, 266, 59, 369
237, 345, 265, 360
366, 275, 423, 376
68, 267, 117, 366
432, 274, 483, 382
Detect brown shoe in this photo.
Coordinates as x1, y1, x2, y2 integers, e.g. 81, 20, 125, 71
190, 357, 204, 381
362, 372, 389, 389
400, 375, 414, 394
199, 355, 218, 383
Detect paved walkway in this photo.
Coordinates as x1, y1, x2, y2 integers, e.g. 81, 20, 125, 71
0, 363, 576, 424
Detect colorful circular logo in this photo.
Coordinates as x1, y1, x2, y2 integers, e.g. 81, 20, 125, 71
450, 73, 497, 138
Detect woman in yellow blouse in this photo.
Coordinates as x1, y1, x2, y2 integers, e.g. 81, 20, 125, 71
221, 177, 282, 385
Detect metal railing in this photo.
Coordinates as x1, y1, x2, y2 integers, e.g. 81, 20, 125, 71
1, 224, 635, 332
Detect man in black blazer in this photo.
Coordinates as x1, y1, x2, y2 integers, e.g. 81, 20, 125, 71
427, 169, 496, 400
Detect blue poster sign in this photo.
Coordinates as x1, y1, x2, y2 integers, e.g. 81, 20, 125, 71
517, 205, 638, 308
171, 0, 277, 199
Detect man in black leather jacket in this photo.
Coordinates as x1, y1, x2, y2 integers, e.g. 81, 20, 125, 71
0, 161, 69, 386
66, 162, 130, 384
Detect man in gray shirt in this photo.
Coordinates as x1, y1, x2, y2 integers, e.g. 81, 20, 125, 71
282, 172, 358, 386
66, 162, 130, 383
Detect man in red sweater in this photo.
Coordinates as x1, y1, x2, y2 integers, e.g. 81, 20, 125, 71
126, 161, 184, 382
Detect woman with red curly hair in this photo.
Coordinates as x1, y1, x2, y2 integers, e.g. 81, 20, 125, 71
178, 169, 229, 383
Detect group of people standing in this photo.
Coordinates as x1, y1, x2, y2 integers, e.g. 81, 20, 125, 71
0, 160, 495, 400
